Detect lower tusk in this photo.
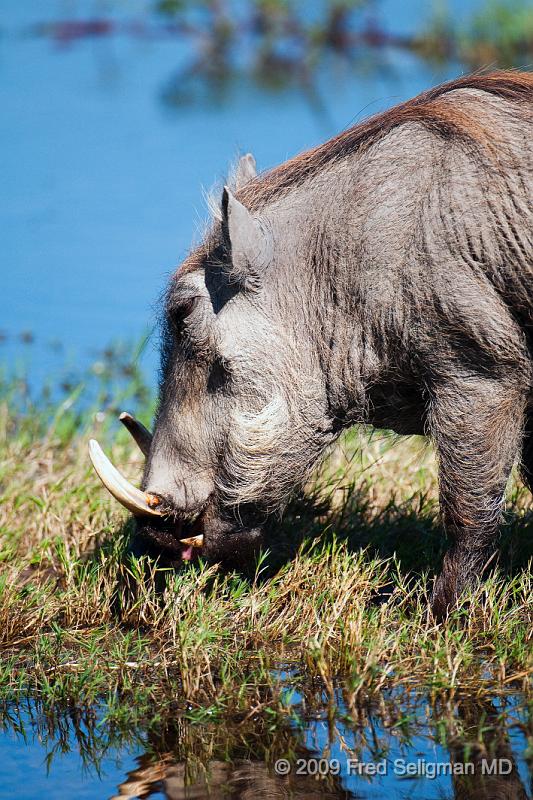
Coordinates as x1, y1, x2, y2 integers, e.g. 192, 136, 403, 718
119, 412, 152, 457
179, 534, 204, 548
89, 439, 164, 517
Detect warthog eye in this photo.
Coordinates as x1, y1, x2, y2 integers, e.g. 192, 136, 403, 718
178, 297, 199, 319
169, 296, 200, 331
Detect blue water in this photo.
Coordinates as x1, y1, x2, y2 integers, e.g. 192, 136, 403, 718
1, 0, 473, 387
0, 692, 530, 799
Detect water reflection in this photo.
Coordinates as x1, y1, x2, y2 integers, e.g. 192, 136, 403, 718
3, 690, 528, 799
447, 698, 531, 800
112, 756, 350, 799
109, 693, 532, 799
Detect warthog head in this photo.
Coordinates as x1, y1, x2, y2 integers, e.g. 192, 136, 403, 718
90, 155, 338, 564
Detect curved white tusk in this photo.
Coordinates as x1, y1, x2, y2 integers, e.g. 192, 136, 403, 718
88, 439, 164, 517
179, 534, 204, 548
119, 412, 152, 457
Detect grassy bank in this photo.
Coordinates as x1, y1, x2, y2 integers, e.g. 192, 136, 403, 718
0, 356, 532, 731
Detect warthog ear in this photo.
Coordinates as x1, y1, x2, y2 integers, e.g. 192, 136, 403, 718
234, 153, 257, 189
221, 186, 272, 290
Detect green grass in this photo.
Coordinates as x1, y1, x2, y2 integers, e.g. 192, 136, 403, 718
0, 350, 531, 734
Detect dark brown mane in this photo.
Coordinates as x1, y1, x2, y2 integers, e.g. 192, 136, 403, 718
239, 70, 533, 211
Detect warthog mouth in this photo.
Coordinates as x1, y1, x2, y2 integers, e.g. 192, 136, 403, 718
160, 504, 208, 561
133, 504, 265, 567
133, 508, 208, 561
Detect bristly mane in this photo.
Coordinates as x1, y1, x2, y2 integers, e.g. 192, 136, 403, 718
238, 70, 533, 211
176, 70, 533, 278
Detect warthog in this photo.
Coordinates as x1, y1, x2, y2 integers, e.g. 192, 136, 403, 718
90, 70, 533, 618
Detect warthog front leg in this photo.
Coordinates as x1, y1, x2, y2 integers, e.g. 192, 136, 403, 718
428, 375, 527, 620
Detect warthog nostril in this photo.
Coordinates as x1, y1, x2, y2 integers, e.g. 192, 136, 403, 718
143, 490, 182, 515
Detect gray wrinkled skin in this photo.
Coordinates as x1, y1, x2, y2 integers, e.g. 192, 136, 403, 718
137, 73, 533, 619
